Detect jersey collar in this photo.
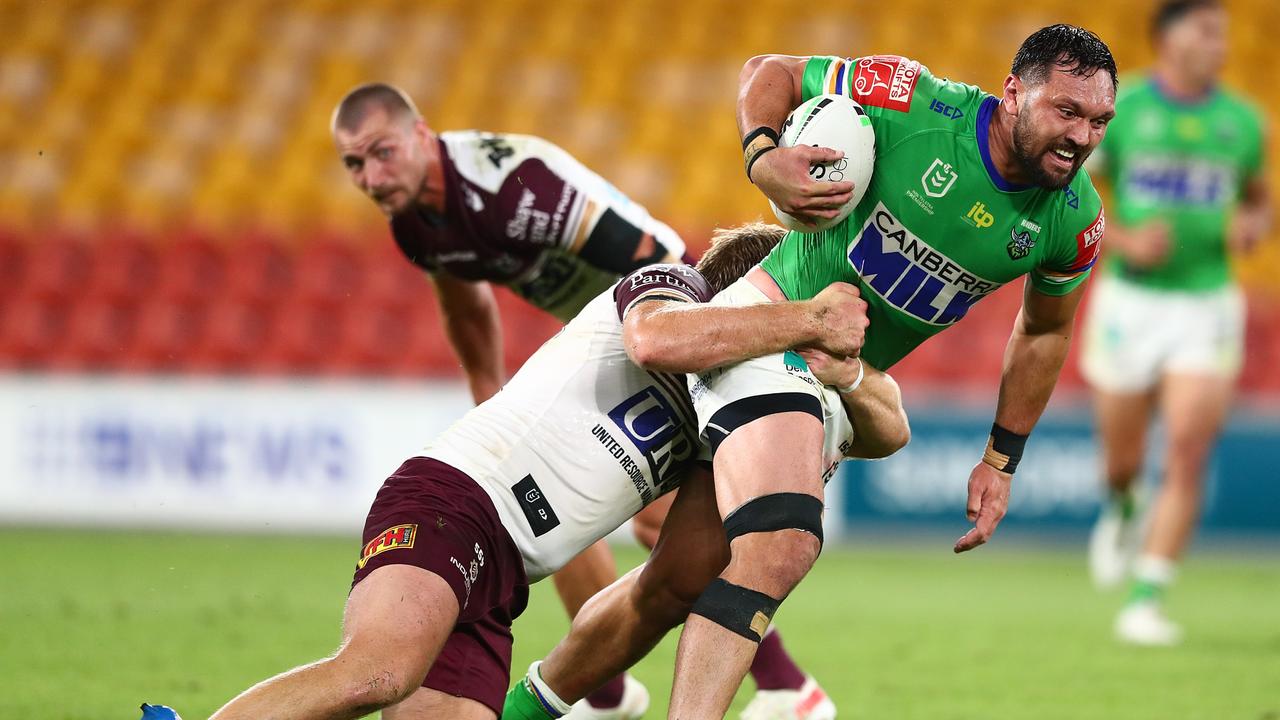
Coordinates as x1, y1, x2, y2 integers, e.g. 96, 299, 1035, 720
976, 96, 1033, 193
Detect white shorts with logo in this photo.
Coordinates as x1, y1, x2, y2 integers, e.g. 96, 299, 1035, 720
1081, 274, 1245, 393
687, 277, 854, 480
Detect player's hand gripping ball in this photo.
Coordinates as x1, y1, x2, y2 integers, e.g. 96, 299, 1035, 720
770, 94, 876, 233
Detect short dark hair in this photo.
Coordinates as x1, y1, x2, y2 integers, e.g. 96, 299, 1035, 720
1011, 24, 1118, 94
695, 222, 786, 293
331, 83, 421, 133
1152, 0, 1221, 39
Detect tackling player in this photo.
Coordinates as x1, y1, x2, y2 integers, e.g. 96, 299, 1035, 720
1082, 0, 1270, 646
652, 25, 1117, 716
202, 224, 908, 720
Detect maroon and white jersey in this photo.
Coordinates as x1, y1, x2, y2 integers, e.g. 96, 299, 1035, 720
392, 131, 688, 321
425, 264, 711, 579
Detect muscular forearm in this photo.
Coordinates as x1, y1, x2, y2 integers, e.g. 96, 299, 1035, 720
840, 366, 910, 459
993, 312, 1072, 434
737, 55, 803, 139
625, 300, 823, 374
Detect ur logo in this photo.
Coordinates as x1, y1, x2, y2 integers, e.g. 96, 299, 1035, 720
1007, 227, 1036, 260
966, 201, 995, 229
922, 159, 957, 198
607, 387, 695, 491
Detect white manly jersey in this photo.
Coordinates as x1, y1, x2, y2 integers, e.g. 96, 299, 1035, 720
425, 264, 859, 580
425, 264, 711, 580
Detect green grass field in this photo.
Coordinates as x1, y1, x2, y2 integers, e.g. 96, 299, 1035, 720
3, 528, 1277, 719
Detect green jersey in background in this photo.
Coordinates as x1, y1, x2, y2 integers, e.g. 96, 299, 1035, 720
760, 55, 1106, 369
1094, 76, 1265, 292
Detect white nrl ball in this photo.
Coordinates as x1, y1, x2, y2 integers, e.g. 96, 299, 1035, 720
769, 94, 876, 233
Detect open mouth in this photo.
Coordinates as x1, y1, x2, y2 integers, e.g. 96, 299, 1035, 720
1046, 148, 1076, 172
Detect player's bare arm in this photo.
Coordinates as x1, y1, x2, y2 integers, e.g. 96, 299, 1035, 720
738, 54, 855, 224
1228, 172, 1272, 254
798, 350, 911, 459
432, 273, 505, 404
622, 281, 868, 374
955, 281, 1087, 553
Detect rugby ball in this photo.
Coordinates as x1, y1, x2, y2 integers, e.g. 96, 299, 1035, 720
769, 94, 876, 233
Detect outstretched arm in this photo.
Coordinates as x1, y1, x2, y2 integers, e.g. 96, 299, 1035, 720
954, 281, 1087, 553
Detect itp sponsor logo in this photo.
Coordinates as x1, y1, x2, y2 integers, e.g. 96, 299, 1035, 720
965, 201, 995, 229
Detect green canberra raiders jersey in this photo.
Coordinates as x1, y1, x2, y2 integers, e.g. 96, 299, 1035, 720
760, 55, 1105, 369
1094, 77, 1264, 291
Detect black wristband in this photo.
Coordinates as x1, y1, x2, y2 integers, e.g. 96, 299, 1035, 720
741, 126, 780, 149
744, 145, 776, 182
982, 422, 1028, 474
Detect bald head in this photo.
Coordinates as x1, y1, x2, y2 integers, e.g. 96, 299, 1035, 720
331, 83, 422, 134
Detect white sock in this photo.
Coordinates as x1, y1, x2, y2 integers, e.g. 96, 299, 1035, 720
526, 660, 574, 715
1134, 553, 1176, 587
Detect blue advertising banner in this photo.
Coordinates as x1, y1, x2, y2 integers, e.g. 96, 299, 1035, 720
839, 407, 1280, 534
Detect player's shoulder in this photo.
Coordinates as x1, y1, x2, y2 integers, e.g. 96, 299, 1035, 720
1056, 168, 1104, 232
1214, 86, 1267, 134
829, 54, 986, 129
613, 264, 713, 320
440, 130, 568, 192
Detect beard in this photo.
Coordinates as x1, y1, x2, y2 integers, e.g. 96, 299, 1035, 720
1012, 113, 1084, 190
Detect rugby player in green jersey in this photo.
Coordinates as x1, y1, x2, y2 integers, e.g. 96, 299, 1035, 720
669, 25, 1116, 716
1082, 0, 1271, 646
508, 25, 1119, 719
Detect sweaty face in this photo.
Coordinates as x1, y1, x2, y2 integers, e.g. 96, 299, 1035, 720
334, 109, 428, 217
1163, 6, 1228, 88
1011, 65, 1115, 189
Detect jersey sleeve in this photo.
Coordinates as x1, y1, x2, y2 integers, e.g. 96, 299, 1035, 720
1031, 180, 1105, 296
613, 264, 714, 321
496, 136, 685, 274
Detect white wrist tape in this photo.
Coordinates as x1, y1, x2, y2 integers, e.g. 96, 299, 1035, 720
837, 357, 864, 394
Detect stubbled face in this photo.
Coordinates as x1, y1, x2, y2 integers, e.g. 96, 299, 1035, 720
334, 108, 429, 217
1162, 6, 1228, 89
1010, 64, 1116, 189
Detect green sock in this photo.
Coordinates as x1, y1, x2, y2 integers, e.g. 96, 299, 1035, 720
1127, 579, 1164, 605
502, 674, 564, 719
1110, 487, 1136, 521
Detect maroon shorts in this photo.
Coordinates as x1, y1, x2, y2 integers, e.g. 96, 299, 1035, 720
352, 456, 529, 714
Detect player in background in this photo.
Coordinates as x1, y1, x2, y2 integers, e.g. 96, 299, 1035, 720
651, 26, 1116, 717
331, 85, 828, 716
1082, 0, 1270, 646
202, 225, 906, 720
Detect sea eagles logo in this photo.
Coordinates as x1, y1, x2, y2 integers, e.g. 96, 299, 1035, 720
1007, 227, 1036, 260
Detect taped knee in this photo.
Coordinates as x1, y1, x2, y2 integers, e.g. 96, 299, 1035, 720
688, 578, 781, 643
723, 492, 824, 548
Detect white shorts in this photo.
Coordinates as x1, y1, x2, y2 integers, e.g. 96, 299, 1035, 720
687, 277, 854, 482
1080, 275, 1245, 393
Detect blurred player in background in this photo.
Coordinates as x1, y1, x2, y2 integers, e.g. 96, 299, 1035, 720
656, 25, 1116, 716
330, 85, 831, 718
1082, 0, 1270, 646
205, 225, 899, 720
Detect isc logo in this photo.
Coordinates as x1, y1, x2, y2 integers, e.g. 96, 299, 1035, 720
966, 201, 995, 229
607, 387, 694, 493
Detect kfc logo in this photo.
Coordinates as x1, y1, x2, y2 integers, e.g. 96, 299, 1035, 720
853, 55, 922, 112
